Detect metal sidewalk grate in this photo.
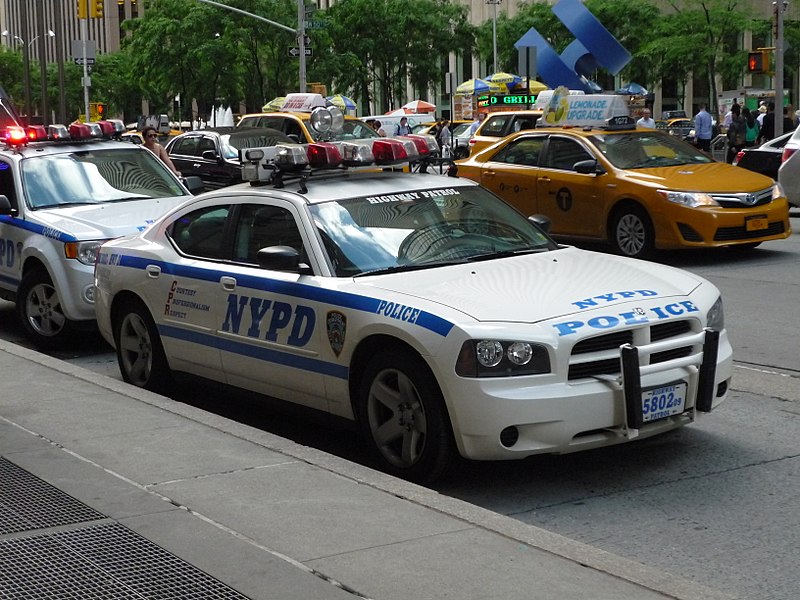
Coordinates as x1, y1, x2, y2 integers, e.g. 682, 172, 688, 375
0, 521, 253, 599
0, 458, 105, 535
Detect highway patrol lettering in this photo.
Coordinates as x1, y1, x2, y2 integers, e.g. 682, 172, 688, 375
376, 299, 420, 323
553, 301, 699, 336
221, 293, 315, 346
365, 188, 459, 204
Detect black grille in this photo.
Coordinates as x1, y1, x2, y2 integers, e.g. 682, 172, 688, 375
714, 220, 785, 241
568, 320, 694, 381
677, 222, 703, 242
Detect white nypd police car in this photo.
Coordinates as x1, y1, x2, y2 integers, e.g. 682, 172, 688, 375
94, 136, 732, 482
0, 120, 199, 349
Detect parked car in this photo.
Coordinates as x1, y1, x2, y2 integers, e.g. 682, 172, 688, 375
732, 131, 793, 180
165, 127, 292, 191
776, 135, 800, 208
0, 121, 201, 348
94, 136, 732, 482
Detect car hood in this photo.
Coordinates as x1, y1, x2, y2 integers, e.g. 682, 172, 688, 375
358, 246, 704, 323
622, 162, 775, 192
33, 197, 187, 240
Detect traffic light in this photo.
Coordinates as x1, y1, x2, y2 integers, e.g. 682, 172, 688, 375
89, 0, 104, 18
77, 0, 87, 19
747, 50, 769, 74
96, 103, 107, 118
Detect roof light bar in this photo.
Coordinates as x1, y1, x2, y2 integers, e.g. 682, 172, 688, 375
339, 142, 374, 167
306, 142, 343, 169
372, 138, 410, 165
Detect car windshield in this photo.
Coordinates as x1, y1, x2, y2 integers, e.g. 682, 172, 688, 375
309, 185, 557, 277
591, 131, 713, 169
451, 123, 472, 138
21, 147, 187, 209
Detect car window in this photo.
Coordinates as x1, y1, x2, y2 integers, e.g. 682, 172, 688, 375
591, 132, 713, 169
491, 137, 546, 166
0, 160, 18, 210
232, 204, 305, 269
197, 136, 217, 155
511, 117, 538, 133
21, 147, 187, 208
168, 205, 231, 259
480, 115, 512, 137
541, 137, 593, 171
171, 136, 200, 157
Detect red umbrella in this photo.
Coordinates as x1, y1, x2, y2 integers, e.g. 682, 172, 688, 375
401, 100, 436, 113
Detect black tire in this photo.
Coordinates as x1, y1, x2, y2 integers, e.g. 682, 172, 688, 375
611, 205, 654, 259
16, 267, 75, 350
112, 298, 172, 393
357, 350, 455, 483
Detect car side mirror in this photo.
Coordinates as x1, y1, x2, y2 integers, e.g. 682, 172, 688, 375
181, 175, 206, 195
573, 159, 605, 175
257, 246, 312, 274
201, 150, 221, 163
0, 195, 13, 216
529, 214, 551, 233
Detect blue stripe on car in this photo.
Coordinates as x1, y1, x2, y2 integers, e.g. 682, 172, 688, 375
160, 324, 350, 379
0, 216, 78, 242
118, 255, 454, 337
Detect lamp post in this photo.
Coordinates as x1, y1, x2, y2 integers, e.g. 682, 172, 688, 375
1, 29, 55, 123
487, 0, 502, 74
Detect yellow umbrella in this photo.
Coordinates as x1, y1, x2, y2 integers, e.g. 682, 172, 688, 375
487, 72, 522, 90
262, 97, 286, 112
515, 79, 549, 93
455, 78, 502, 95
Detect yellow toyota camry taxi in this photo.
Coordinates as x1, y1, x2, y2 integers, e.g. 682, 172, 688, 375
455, 94, 791, 258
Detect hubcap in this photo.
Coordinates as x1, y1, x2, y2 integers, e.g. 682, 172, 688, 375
25, 283, 66, 336
616, 214, 646, 256
367, 368, 427, 468
118, 313, 153, 387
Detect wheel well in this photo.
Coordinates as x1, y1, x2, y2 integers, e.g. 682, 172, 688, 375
348, 335, 441, 419
607, 199, 650, 239
109, 290, 149, 330
21, 257, 48, 278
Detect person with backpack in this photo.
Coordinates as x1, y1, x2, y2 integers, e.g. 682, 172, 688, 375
395, 117, 413, 136
743, 107, 760, 148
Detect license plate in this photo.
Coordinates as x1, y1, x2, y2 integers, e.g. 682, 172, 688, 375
745, 216, 768, 231
641, 383, 686, 423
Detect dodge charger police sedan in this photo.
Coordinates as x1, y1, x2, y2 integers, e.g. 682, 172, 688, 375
95, 136, 732, 482
0, 120, 200, 349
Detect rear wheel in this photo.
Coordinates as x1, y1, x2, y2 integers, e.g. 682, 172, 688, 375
357, 350, 454, 482
16, 268, 75, 350
611, 205, 654, 259
113, 299, 172, 393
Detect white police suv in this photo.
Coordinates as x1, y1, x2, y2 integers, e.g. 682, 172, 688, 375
0, 120, 199, 348
94, 135, 732, 482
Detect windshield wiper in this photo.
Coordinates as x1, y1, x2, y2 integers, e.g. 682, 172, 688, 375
354, 260, 468, 277
465, 247, 550, 262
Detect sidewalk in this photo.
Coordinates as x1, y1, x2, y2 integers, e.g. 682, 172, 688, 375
0, 338, 736, 600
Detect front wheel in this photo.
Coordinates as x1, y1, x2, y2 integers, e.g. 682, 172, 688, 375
16, 268, 75, 350
611, 205, 654, 259
357, 350, 455, 482
113, 299, 172, 393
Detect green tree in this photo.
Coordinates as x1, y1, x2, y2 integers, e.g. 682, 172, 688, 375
313, 0, 473, 112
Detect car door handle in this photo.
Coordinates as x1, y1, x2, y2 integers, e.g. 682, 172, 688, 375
145, 265, 161, 278
538, 177, 551, 183
220, 276, 237, 291
192, 163, 201, 169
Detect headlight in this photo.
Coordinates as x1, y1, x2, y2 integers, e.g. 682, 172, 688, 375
456, 340, 551, 377
657, 189, 720, 208
64, 240, 107, 265
772, 181, 785, 201
706, 296, 724, 330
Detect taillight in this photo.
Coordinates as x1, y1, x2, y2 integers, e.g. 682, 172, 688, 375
781, 147, 797, 162
733, 150, 745, 165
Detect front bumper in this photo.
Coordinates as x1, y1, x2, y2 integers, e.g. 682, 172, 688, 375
441, 327, 732, 461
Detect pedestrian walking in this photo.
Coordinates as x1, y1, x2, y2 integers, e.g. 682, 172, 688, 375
694, 104, 713, 152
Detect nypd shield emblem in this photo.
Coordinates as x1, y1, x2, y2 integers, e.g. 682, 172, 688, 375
327, 311, 346, 356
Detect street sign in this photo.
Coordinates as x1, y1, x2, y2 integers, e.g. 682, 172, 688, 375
297, 34, 311, 45
73, 57, 96, 65
288, 47, 312, 58
305, 20, 327, 29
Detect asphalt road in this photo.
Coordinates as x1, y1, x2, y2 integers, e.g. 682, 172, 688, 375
1, 210, 798, 600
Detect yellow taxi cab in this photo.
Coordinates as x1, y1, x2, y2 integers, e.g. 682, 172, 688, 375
455, 94, 791, 258
468, 109, 542, 157
237, 93, 378, 143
